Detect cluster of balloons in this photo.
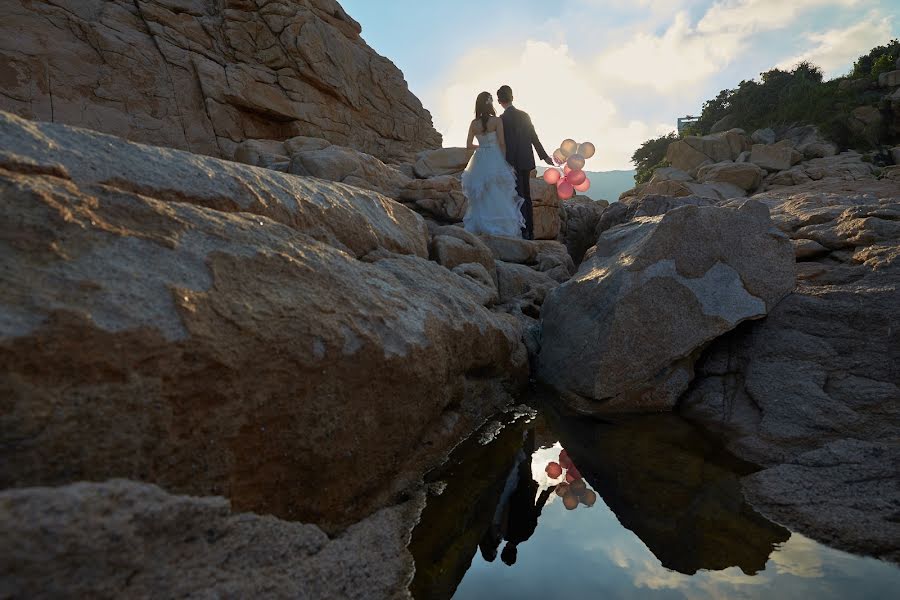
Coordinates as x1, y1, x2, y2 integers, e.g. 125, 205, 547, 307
542, 139, 596, 200
544, 448, 597, 510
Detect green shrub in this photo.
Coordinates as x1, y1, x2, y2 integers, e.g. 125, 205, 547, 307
851, 39, 899, 79
632, 134, 677, 184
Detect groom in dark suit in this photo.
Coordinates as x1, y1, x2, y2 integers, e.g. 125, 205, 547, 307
498, 85, 553, 240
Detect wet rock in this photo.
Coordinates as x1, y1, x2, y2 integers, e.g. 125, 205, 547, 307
0, 480, 422, 599
0, 0, 441, 162
538, 200, 795, 414
0, 111, 528, 530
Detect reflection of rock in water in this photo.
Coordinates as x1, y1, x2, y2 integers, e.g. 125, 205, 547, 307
545, 406, 790, 575
408, 414, 533, 600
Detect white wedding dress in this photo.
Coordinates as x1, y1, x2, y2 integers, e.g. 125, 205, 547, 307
461, 131, 525, 237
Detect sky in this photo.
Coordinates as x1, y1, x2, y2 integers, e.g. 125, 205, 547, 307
341, 0, 899, 171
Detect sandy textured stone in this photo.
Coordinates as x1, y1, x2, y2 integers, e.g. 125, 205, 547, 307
0, 480, 422, 599
288, 142, 411, 196
0, 0, 441, 162
530, 177, 562, 240
666, 130, 749, 175
430, 225, 496, 277
0, 112, 527, 531
495, 261, 559, 305
538, 200, 795, 414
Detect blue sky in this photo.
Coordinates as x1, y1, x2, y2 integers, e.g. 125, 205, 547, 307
343, 0, 899, 170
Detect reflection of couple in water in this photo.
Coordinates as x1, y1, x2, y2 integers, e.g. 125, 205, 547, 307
478, 430, 595, 566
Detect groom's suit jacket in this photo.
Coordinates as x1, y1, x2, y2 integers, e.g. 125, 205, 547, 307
501, 105, 550, 172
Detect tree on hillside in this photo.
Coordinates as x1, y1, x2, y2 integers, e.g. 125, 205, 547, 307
851, 39, 899, 79
631, 132, 677, 184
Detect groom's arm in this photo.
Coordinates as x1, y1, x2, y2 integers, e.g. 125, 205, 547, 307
526, 114, 552, 164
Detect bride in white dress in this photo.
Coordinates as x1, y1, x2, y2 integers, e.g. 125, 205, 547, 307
461, 92, 525, 237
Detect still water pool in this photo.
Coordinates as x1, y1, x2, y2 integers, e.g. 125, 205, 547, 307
409, 395, 899, 599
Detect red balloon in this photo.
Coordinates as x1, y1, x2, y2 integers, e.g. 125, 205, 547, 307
545, 462, 563, 478
568, 169, 586, 186
543, 168, 561, 185
574, 178, 591, 192
563, 164, 572, 175
557, 180, 575, 200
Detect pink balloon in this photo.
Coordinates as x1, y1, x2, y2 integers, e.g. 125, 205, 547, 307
564, 164, 572, 175
543, 168, 561, 185
574, 178, 591, 192
557, 180, 575, 200
568, 169, 586, 186
567, 154, 585, 171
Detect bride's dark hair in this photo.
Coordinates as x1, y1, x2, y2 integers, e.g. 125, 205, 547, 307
474, 91, 495, 133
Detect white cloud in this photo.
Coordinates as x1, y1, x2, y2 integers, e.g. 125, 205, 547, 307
698, 0, 861, 35
424, 41, 670, 170
776, 12, 893, 76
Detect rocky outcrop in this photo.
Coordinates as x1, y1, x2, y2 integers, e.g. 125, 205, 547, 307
750, 140, 803, 171
558, 196, 609, 265
0, 480, 422, 599
680, 181, 900, 561
538, 200, 795, 414
397, 176, 468, 224
530, 177, 563, 240
414, 148, 471, 179
0, 0, 441, 162
0, 111, 527, 531
665, 129, 751, 175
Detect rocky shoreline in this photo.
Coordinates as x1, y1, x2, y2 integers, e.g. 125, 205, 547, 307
1, 0, 899, 597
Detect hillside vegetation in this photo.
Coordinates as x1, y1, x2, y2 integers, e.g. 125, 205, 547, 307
632, 40, 900, 184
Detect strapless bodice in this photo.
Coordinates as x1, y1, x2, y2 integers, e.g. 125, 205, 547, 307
476, 131, 499, 148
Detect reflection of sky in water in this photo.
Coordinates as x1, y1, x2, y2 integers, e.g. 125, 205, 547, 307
453, 442, 899, 600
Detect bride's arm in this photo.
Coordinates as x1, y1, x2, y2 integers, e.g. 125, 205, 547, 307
496, 118, 507, 156
466, 120, 477, 150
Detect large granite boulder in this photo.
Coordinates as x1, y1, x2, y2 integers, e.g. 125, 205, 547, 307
681, 182, 900, 561
750, 140, 803, 172
0, 112, 527, 531
413, 148, 472, 178
285, 139, 411, 196
0, 480, 422, 599
538, 200, 795, 414
697, 161, 765, 192
530, 177, 563, 240
0, 0, 441, 162
666, 130, 750, 175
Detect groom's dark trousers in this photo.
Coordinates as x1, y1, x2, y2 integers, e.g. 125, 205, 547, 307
501, 105, 551, 239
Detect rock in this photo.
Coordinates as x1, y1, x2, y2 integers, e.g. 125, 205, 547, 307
751, 128, 776, 145
848, 106, 884, 146
766, 167, 812, 187
0, 111, 528, 530
233, 139, 290, 170
697, 161, 765, 192
735, 150, 751, 163
649, 166, 693, 182
450, 263, 499, 307
791, 238, 830, 259
750, 141, 803, 171
0, 480, 422, 599
538, 200, 795, 414
495, 261, 559, 305
530, 177, 562, 240
597, 195, 718, 235
778, 125, 837, 159
878, 70, 900, 87
636, 179, 746, 202
558, 197, 609, 265
430, 226, 496, 276
413, 148, 472, 178
682, 182, 900, 561
288, 143, 411, 196
397, 176, 468, 223
743, 441, 900, 564
710, 114, 739, 133
892, 146, 900, 165
666, 131, 749, 176
0, 0, 441, 162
